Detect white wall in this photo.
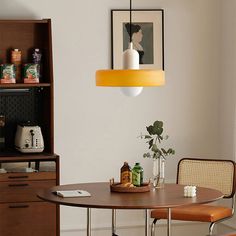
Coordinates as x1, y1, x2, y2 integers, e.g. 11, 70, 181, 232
220, 0, 236, 160
219, 0, 236, 229
0, 0, 225, 234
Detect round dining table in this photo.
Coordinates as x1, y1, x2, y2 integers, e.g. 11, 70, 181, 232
37, 182, 223, 236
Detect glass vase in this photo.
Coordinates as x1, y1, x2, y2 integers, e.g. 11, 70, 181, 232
152, 157, 165, 188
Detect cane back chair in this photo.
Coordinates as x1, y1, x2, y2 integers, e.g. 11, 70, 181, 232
151, 158, 236, 236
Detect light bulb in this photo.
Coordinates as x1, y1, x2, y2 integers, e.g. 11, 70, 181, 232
120, 87, 143, 97
121, 42, 143, 97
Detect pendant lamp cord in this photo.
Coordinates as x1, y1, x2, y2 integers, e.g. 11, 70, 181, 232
129, 0, 132, 43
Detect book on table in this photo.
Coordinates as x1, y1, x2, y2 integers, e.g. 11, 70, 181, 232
54, 190, 91, 198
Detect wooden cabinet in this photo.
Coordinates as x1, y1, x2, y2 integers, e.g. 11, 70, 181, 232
0, 156, 59, 236
0, 19, 59, 235
0, 202, 56, 236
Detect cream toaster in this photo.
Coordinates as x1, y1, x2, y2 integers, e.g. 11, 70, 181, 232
15, 124, 44, 153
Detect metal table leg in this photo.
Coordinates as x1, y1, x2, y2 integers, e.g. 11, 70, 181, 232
167, 208, 171, 236
87, 208, 91, 236
112, 209, 118, 236
145, 209, 150, 236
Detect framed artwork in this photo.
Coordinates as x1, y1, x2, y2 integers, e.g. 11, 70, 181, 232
111, 9, 164, 70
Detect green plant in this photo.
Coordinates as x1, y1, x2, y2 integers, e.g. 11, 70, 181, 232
140, 120, 175, 159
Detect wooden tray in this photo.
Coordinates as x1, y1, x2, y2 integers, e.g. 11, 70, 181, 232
110, 179, 151, 193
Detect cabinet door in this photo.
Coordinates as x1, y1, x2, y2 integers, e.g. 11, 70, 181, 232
0, 202, 56, 236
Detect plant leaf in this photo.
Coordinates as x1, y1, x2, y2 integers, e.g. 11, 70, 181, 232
153, 120, 163, 128
161, 148, 167, 155
148, 139, 154, 149
166, 148, 175, 155
157, 127, 163, 135
153, 121, 164, 135
153, 126, 163, 136
157, 148, 162, 155
144, 135, 152, 139
146, 125, 154, 135
164, 135, 169, 140
151, 144, 158, 152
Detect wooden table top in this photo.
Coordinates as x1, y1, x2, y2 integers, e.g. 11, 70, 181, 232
37, 183, 223, 210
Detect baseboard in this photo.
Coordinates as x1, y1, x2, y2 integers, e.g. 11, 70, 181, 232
220, 222, 236, 231
61, 221, 206, 234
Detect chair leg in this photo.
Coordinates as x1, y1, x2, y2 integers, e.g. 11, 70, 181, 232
209, 222, 216, 235
151, 219, 158, 236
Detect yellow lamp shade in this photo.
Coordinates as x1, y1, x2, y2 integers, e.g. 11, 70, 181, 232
96, 69, 165, 87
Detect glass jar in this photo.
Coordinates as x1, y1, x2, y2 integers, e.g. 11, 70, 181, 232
132, 162, 144, 186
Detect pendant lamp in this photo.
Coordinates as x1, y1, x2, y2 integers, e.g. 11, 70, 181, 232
95, 0, 165, 97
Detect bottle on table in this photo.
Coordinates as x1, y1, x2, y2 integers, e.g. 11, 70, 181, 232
120, 162, 132, 184
132, 162, 144, 187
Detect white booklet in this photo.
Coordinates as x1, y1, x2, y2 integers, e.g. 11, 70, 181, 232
54, 190, 91, 198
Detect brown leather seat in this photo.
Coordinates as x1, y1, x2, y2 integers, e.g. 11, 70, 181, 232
151, 204, 232, 222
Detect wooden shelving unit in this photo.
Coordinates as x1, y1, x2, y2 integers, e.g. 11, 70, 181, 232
0, 19, 59, 236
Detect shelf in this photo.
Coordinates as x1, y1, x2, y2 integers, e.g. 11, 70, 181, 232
0, 152, 58, 162
0, 19, 49, 24
0, 83, 51, 88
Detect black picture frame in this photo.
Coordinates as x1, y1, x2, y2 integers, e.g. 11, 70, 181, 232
111, 9, 164, 70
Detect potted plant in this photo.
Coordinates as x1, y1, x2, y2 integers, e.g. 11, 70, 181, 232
140, 120, 175, 188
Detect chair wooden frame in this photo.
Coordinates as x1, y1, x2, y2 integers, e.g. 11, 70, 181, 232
151, 158, 236, 236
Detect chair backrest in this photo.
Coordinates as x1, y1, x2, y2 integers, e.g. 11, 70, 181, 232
177, 158, 236, 198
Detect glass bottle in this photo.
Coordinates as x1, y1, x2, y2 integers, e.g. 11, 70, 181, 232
32, 48, 42, 64
120, 162, 132, 184
32, 48, 42, 79
132, 163, 144, 187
